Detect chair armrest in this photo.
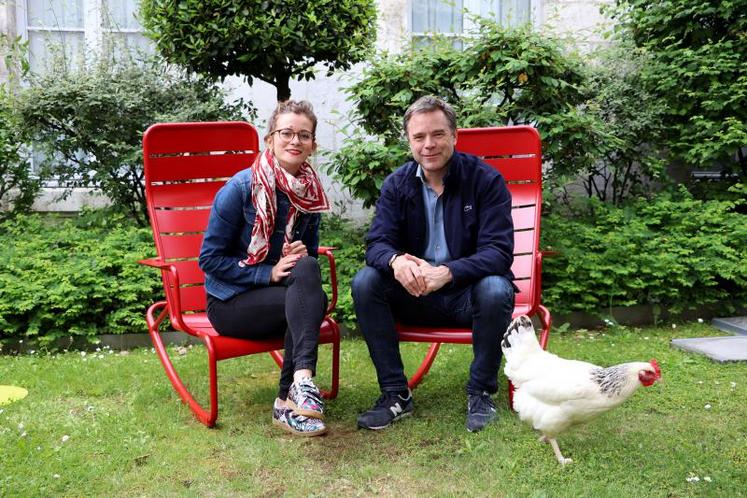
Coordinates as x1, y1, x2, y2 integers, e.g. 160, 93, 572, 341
137, 258, 188, 330
138, 257, 172, 269
541, 249, 559, 258
317, 246, 338, 315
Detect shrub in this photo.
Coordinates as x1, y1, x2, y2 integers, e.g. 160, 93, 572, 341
0, 90, 40, 218
541, 187, 747, 315
0, 211, 162, 346
608, 0, 747, 180
327, 21, 612, 208
14, 56, 253, 226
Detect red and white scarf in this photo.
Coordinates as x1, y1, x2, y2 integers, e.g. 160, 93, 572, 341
245, 148, 330, 264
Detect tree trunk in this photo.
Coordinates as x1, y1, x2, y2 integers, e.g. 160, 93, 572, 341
275, 74, 291, 102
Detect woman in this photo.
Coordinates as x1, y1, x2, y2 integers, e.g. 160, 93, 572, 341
199, 100, 331, 436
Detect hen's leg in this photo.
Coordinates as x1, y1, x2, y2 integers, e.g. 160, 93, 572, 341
548, 437, 573, 466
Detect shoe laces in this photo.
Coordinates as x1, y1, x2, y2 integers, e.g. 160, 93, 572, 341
468, 392, 495, 413
374, 391, 409, 409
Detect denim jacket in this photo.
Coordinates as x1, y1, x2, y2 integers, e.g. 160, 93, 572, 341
198, 167, 321, 301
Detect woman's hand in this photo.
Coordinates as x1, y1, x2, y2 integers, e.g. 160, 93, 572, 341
282, 240, 308, 258
271, 254, 302, 283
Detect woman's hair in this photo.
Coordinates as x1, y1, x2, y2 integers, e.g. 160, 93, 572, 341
403, 95, 457, 135
265, 100, 318, 141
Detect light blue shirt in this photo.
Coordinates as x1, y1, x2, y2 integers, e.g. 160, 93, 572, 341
416, 166, 452, 266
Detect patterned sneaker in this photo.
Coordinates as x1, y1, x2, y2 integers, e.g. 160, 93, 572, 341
287, 377, 325, 419
357, 390, 413, 430
466, 391, 497, 432
272, 400, 327, 437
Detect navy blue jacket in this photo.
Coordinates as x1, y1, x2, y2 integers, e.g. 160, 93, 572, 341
365, 151, 514, 288
198, 167, 320, 301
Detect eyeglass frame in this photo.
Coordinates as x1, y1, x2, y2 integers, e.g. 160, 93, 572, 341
270, 128, 315, 144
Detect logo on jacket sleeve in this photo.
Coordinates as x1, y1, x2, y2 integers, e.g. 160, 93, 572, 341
463, 204, 473, 213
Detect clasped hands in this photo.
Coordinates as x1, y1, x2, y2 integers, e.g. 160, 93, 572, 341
391, 253, 452, 297
270, 240, 308, 283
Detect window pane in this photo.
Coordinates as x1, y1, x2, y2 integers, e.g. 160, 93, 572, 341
500, 0, 530, 26
412, 0, 464, 34
28, 0, 83, 29
103, 32, 154, 59
103, 0, 143, 30
28, 31, 85, 73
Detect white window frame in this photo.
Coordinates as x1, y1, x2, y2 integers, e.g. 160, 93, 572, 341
409, 0, 541, 42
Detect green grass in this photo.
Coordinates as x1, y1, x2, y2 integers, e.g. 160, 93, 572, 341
1, 322, 745, 497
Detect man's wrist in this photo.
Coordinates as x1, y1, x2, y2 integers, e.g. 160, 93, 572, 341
388, 252, 403, 268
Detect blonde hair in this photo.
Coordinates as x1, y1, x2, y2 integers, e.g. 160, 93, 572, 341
264, 100, 318, 141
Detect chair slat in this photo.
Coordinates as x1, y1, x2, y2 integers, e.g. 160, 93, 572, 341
153, 208, 211, 234
511, 253, 534, 279
143, 121, 259, 155
513, 278, 532, 298
482, 157, 541, 182
169, 261, 204, 285
150, 181, 225, 208
514, 229, 536, 254
179, 285, 207, 312
159, 234, 203, 259
457, 126, 541, 156
146, 153, 255, 182
512, 205, 537, 231
508, 182, 541, 206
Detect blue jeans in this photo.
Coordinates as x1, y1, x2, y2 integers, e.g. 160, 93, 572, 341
352, 266, 514, 395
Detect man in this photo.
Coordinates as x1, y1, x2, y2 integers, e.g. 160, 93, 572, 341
352, 95, 515, 432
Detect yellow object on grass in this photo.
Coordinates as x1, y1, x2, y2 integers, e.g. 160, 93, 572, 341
0, 385, 28, 405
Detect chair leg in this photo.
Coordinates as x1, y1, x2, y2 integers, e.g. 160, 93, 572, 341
537, 305, 552, 350
407, 342, 442, 390
147, 301, 218, 427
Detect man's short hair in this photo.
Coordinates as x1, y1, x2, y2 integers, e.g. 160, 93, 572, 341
403, 95, 457, 135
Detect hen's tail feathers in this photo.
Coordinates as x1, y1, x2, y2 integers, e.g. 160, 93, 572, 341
502, 315, 541, 357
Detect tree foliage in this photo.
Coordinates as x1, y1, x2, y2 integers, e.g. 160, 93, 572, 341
139, 0, 377, 101
609, 0, 747, 177
14, 57, 252, 226
328, 22, 614, 208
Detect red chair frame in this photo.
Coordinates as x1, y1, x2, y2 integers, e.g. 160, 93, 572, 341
396, 126, 551, 408
139, 121, 340, 427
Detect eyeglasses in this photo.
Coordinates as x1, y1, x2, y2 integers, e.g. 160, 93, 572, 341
271, 128, 314, 144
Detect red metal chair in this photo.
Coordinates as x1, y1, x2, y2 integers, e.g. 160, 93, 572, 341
139, 121, 340, 427
396, 126, 551, 408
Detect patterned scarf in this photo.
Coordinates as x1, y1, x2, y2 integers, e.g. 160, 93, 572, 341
245, 148, 330, 264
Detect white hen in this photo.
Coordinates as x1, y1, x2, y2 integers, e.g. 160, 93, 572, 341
502, 315, 661, 465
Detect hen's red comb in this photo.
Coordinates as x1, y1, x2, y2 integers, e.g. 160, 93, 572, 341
649, 359, 661, 377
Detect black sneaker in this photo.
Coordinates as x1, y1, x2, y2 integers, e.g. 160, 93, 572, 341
466, 392, 496, 432
357, 391, 413, 430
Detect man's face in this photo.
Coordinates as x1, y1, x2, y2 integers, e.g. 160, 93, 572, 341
406, 110, 457, 176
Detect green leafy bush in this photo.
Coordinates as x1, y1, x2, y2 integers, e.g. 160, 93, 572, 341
541, 187, 747, 315
327, 21, 615, 208
608, 0, 747, 179
319, 215, 367, 328
0, 90, 40, 219
0, 211, 162, 345
14, 57, 253, 226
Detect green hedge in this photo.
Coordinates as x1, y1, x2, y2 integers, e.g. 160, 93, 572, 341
541, 187, 747, 315
2, 191, 744, 344
0, 211, 162, 345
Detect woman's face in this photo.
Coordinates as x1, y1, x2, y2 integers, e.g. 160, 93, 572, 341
267, 112, 316, 175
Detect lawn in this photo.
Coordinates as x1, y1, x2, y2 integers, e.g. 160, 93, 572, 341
1, 322, 745, 497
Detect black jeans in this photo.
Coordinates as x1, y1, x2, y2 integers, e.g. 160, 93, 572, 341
206, 256, 327, 399
351, 265, 514, 395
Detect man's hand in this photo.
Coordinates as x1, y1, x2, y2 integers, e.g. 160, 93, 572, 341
391, 253, 427, 297
403, 255, 452, 295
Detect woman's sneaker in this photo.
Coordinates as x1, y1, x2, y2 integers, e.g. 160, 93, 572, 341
272, 400, 327, 437
287, 377, 325, 419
